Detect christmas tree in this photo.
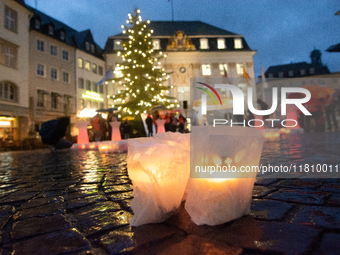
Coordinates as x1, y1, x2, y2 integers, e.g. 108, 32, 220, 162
110, 9, 178, 117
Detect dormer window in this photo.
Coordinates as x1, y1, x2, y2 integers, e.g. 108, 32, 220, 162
114, 40, 123, 50
85, 42, 90, 51
217, 38, 226, 49
309, 67, 315, 74
34, 19, 40, 29
48, 25, 53, 35
90, 44, 95, 53
268, 73, 274, 78
300, 69, 306, 75
234, 38, 243, 49
288, 70, 294, 77
60, 31, 65, 40
278, 72, 284, 78
200, 38, 209, 49
152, 39, 161, 50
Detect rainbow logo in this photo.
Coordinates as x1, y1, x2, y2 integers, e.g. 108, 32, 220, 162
196, 82, 223, 106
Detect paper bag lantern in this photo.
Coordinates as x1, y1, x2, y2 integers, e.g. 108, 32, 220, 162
110, 121, 121, 141
186, 126, 264, 226
75, 121, 89, 144
155, 119, 166, 133
128, 137, 190, 226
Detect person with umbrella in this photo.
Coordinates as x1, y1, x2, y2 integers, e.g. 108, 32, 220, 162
325, 96, 338, 131
257, 99, 270, 128
146, 112, 154, 137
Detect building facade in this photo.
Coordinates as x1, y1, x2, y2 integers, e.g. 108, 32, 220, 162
74, 30, 106, 124
257, 49, 340, 119
104, 21, 256, 116
27, 6, 106, 137
0, 0, 32, 141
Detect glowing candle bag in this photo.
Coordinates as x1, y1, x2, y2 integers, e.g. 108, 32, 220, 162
110, 121, 121, 141
128, 136, 190, 227
75, 121, 89, 144
186, 126, 265, 226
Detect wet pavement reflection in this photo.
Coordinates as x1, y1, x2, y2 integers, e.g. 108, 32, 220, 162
0, 131, 340, 254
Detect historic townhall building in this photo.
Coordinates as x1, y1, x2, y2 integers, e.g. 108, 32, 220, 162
104, 21, 256, 115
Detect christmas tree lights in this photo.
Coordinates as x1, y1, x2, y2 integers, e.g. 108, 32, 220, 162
109, 9, 177, 116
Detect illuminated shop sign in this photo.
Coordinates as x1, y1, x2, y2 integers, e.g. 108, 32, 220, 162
81, 91, 104, 101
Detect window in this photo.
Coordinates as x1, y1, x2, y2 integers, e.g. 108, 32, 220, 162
0, 81, 17, 101
85, 61, 91, 71
78, 78, 84, 89
5, 47, 14, 67
85, 42, 90, 51
92, 63, 97, 74
90, 44, 95, 53
99, 84, 104, 94
86, 100, 91, 108
37, 90, 45, 107
92, 82, 98, 92
48, 25, 53, 35
219, 64, 228, 76
37, 40, 44, 51
234, 38, 243, 49
62, 50, 68, 60
300, 69, 306, 75
178, 86, 190, 93
51, 68, 57, 80
5, 6, 17, 32
288, 70, 294, 77
309, 67, 315, 74
98, 66, 103, 75
152, 39, 161, 50
200, 38, 209, 49
114, 40, 123, 50
50, 45, 57, 56
217, 38, 226, 49
79, 99, 84, 110
37, 64, 44, 76
86, 80, 91, 90
114, 65, 124, 78
268, 73, 274, 78
278, 72, 284, 78
77, 58, 83, 68
51, 93, 58, 109
202, 64, 211, 76
236, 64, 244, 75
0, 39, 17, 68
34, 19, 40, 29
63, 72, 69, 83
60, 31, 65, 40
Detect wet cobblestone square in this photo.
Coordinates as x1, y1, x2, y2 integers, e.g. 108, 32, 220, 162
0, 131, 340, 254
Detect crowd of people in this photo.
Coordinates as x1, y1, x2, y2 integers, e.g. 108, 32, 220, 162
298, 96, 339, 133
146, 111, 188, 137
90, 111, 131, 141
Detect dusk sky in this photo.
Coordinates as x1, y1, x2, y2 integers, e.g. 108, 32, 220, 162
24, 0, 340, 78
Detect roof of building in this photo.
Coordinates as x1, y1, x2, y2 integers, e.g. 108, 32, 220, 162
115, 21, 238, 37
105, 20, 252, 53
327, 43, 340, 52
265, 49, 330, 78
26, 5, 104, 59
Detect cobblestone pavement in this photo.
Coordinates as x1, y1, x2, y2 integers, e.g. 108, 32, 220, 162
0, 132, 340, 255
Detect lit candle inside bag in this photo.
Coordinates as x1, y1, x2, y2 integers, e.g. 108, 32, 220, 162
186, 126, 265, 226
155, 119, 166, 133
128, 134, 190, 227
75, 121, 89, 144
110, 121, 122, 141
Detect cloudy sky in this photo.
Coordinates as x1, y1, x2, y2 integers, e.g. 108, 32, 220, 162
24, 0, 340, 78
